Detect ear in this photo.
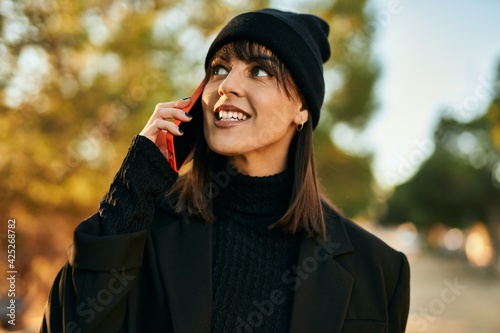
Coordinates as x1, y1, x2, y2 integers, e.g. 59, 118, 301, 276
293, 108, 309, 126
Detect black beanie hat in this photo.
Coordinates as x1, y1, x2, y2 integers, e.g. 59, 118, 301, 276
204, 8, 331, 130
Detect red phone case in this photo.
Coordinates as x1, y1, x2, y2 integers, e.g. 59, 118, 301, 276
165, 81, 205, 172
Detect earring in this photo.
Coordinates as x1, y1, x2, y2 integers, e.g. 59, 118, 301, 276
296, 120, 304, 132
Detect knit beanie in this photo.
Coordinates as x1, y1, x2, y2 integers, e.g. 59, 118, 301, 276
204, 8, 331, 130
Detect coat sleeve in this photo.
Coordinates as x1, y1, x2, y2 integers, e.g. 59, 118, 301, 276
41, 135, 178, 332
41, 213, 148, 333
387, 252, 411, 333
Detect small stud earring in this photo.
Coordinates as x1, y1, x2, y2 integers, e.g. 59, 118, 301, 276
296, 120, 304, 132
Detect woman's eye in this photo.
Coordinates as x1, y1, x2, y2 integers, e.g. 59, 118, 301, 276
251, 67, 270, 77
212, 66, 228, 76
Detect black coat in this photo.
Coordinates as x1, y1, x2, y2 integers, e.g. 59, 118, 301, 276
41, 200, 410, 333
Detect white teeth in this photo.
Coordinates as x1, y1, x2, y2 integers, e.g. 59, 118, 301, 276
217, 111, 248, 121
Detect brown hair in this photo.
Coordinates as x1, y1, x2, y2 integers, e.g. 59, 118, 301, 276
168, 41, 335, 239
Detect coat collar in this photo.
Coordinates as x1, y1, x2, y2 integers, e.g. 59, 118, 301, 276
289, 209, 354, 333
152, 203, 354, 333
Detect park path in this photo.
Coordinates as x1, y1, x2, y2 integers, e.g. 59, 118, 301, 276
406, 253, 500, 333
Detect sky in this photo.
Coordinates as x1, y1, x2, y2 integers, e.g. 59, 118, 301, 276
364, 0, 500, 187
272, 0, 500, 188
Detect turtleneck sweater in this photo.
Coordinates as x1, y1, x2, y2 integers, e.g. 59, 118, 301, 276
211, 167, 300, 333
99, 135, 300, 332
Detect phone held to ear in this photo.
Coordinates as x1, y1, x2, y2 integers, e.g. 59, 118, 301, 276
165, 80, 206, 173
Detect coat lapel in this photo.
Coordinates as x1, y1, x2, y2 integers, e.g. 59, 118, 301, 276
151, 212, 212, 333
289, 212, 355, 333
150, 202, 354, 333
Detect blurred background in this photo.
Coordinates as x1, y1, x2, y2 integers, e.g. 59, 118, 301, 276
1, 0, 499, 332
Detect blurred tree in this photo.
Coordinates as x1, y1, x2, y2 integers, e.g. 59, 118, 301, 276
310, 0, 379, 216
381, 62, 500, 270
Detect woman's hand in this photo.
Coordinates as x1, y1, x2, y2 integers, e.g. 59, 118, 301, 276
140, 97, 193, 159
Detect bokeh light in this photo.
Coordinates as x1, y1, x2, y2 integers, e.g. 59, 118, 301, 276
465, 222, 495, 267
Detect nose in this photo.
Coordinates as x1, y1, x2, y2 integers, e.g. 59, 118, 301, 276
217, 65, 244, 98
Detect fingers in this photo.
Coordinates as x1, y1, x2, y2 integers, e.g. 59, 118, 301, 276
140, 97, 194, 142
155, 106, 193, 123
157, 96, 192, 110
144, 97, 192, 126
141, 118, 183, 137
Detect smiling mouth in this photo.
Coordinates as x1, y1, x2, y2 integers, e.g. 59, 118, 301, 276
215, 110, 249, 121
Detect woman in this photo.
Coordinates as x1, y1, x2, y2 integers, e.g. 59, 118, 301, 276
41, 8, 410, 333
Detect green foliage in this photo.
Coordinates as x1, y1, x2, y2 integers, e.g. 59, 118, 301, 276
314, 129, 373, 216
311, 0, 379, 216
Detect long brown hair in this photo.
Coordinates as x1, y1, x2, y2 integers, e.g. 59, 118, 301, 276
168, 41, 336, 239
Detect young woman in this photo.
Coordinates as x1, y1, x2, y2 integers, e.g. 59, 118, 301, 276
41, 8, 410, 333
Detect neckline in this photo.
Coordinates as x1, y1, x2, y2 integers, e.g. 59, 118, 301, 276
212, 164, 293, 217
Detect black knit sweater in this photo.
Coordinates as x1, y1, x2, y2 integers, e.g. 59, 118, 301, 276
211, 166, 299, 332
99, 135, 299, 332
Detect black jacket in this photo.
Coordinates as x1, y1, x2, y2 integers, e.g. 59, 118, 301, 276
41, 136, 409, 332
41, 201, 409, 333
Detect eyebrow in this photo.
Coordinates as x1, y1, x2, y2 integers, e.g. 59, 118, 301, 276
217, 53, 231, 63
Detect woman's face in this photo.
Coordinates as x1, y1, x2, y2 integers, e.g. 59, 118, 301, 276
201, 43, 308, 175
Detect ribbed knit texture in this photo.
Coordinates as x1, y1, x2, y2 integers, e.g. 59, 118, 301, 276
99, 135, 178, 235
211, 168, 300, 333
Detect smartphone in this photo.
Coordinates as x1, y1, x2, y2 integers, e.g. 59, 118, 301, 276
165, 80, 206, 173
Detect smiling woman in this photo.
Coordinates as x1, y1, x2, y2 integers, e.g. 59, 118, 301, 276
41, 8, 410, 333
